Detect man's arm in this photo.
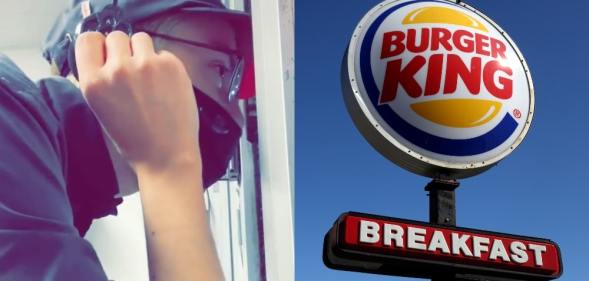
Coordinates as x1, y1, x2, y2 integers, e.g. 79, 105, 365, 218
137, 160, 224, 281
75, 31, 223, 281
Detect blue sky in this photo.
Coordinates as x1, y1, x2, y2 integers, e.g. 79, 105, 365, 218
295, 0, 589, 280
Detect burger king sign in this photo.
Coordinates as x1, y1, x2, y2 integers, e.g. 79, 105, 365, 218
342, 0, 534, 179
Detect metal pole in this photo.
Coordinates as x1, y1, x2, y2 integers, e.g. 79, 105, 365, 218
425, 180, 526, 281
426, 178, 459, 281
425, 178, 459, 226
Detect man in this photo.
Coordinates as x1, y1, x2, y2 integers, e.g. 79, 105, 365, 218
0, 0, 253, 280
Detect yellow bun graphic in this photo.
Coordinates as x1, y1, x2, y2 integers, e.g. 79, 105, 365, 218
402, 6, 488, 32
410, 99, 501, 128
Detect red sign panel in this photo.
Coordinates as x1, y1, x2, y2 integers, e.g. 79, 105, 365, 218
324, 212, 562, 280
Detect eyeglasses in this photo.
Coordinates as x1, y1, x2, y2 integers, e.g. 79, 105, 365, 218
140, 30, 245, 104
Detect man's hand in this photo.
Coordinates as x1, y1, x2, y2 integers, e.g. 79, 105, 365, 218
75, 31, 200, 172
76, 31, 224, 281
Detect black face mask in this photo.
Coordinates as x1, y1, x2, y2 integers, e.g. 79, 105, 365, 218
194, 86, 242, 188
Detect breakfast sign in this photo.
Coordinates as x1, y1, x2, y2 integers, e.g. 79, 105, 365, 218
324, 213, 562, 280
324, 0, 562, 280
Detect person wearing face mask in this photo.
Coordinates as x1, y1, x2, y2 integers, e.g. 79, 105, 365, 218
0, 0, 254, 280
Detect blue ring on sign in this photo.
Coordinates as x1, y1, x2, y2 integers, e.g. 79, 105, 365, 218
358, 0, 518, 156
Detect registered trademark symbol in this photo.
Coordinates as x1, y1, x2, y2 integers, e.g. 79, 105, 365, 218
513, 109, 521, 119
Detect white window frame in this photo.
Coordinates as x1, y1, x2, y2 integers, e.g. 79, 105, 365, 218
250, 1, 295, 281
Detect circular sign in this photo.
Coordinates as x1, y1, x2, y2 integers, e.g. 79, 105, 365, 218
342, 0, 534, 179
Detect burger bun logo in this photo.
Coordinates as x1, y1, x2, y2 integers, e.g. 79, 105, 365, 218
342, 0, 534, 179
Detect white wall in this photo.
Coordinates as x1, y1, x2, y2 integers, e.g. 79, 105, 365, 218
85, 194, 149, 281
1, 48, 52, 81
0, 0, 69, 49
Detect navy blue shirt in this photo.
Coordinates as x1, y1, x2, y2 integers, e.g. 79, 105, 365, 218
0, 53, 121, 281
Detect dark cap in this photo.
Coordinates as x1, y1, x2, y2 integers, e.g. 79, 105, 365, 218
42, 0, 253, 79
